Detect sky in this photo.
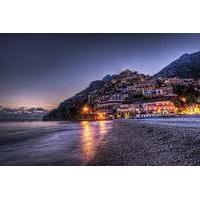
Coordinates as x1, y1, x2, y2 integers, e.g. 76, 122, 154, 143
1, 33, 200, 109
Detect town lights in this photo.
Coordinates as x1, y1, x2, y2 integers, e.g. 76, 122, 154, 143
82, 106, 90, 113
181, 105, 200, 115
98, 113, 103, 118
97, 112, 106, 120
181, 97, 186, 102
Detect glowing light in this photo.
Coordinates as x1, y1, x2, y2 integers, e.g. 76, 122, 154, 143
99, 120, 107, 134
82, 106, 90, 113
181, 97, 186, 102
124, 112, 130, 118
181, 104, 200, 115
80, 120, 110, 163
80, 121, 94, 161
96, 112, 106, 120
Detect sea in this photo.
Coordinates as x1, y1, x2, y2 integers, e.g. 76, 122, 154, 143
0, 120, 113, 165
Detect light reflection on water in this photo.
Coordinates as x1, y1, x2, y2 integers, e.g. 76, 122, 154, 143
99, 121, 107, 134
0, 120, 113, 165
80, 120, 109, 162
80, 121, 95, 160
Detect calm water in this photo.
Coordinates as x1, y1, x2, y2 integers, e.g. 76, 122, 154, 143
0, 121, 113, 165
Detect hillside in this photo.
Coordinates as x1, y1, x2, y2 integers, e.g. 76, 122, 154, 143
154, 51, 200, 80
43, 51, 200, 121
43, 70, 149, 121
43, 75, 114, 121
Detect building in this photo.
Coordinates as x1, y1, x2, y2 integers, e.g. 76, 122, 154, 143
143, 88, 163, 97
164, 77, 184, 85
97, 99, 122, 109
116, 103, 142, 118
164, 77, 194, 86
142, 100, 176, 114
94, 108, 114, 120
160, 85, 174, 96
132, 83, 145, 94
143, 85, 174, 98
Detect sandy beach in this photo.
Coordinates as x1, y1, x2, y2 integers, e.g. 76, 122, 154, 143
88, 117, 200, 166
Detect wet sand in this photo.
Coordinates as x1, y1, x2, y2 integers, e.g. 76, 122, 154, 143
88, 118, 200, 166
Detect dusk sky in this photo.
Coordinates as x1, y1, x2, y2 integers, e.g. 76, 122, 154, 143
1, 33, 200, 109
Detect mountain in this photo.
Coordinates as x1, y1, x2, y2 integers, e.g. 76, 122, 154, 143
43, 74, 115, 121
43, 50, 200, 122
154, 51, 200, 80
43, 69, 149, 121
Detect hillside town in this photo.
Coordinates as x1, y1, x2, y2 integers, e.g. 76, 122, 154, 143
80, 69, 200, 120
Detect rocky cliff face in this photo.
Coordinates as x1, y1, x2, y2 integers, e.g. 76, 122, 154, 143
43, 75, 114, 121
154, 51, 200, 80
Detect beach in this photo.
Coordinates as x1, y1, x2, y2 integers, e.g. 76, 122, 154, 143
89, 117, 200, 166
1, 117, 200, 166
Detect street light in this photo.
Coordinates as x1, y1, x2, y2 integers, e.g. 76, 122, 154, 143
83, 106, 89, 113
181, 97, 186, 102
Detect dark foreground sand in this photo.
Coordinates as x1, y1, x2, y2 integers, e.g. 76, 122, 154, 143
88, 119, 200, 166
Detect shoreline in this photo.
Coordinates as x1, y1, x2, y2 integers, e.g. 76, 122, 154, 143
88, 119, 200, 166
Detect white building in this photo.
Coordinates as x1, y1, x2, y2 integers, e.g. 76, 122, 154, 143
116, 103, 142, 118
